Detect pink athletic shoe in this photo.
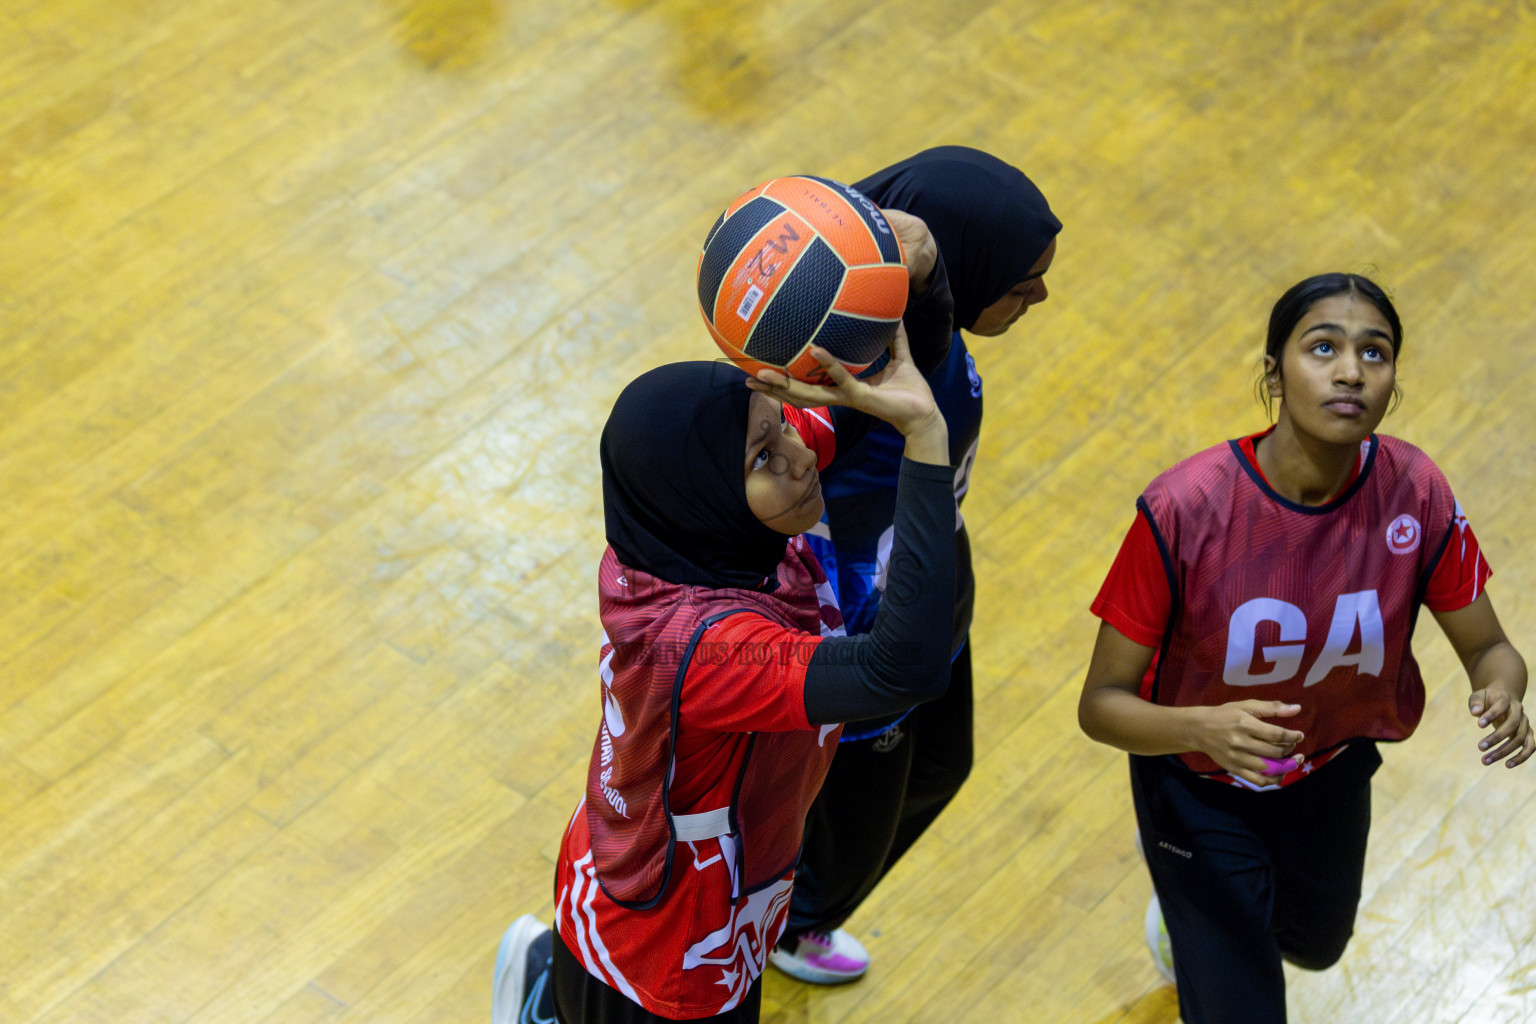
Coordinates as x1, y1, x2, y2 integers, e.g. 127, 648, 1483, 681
769, 929, 870, 984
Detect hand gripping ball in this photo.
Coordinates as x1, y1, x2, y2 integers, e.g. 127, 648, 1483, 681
696, 176, 908, 383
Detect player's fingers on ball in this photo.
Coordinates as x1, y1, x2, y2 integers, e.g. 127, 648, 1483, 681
754, 384, 814, 408
782, 385, 840, 409
806, 344, 841, 367
762, 369, 831, 399
807, 347, 856, 386
744, 380, 786, 400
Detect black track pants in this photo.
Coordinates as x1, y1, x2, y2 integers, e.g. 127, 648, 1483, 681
1130, 742, 1380, 1024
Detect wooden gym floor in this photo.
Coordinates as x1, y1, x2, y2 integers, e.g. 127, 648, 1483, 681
3, 1, 1534, 1021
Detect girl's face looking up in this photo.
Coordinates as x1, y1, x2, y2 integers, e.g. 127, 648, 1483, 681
743, 391, 825, 535
1268, 292, 1397, 446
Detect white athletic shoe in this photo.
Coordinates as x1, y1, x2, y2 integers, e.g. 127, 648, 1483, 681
1144, 893, 1176, 985
769, 928, 870, 984
492, 914, 554, 1024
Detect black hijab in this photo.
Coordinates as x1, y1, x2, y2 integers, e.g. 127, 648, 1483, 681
855, 146, 1061, 332
600, 361, 789, 590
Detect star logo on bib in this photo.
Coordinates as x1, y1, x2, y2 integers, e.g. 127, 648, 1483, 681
1385, 514, 1421, 555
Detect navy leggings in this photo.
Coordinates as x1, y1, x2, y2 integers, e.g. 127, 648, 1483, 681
1130, 742, 1381, 1024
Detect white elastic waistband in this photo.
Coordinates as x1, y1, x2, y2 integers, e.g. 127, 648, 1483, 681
672, 807, 731, 841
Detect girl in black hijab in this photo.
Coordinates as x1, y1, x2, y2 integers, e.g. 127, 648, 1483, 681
859, 146, 1061, 335
775, 146, 1062, 985
600, 360, 796, 592
493, 217, 962, 1024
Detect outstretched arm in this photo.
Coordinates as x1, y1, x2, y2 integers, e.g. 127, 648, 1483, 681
1433, 592, 1532, 768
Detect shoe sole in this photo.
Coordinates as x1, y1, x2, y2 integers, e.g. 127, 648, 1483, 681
493, 915, 547, 1024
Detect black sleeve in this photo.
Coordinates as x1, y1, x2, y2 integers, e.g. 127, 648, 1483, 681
802, 457, 955, 724
826, 253, 954, 453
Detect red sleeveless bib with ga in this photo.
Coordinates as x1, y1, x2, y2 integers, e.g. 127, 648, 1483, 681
1140, 435, 1457, 776
586, 537, 845, 908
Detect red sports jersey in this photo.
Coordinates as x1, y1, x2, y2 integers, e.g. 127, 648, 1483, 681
1091, 432, 1487, 787
555, 406, 844, 1019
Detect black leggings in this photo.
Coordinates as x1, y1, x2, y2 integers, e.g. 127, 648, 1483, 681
784, 643, 974, 940
1130, 742, 1381, 1024
551, 928, 762, 1024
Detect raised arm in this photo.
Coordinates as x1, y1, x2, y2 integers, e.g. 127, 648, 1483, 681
748, 331, 952, 724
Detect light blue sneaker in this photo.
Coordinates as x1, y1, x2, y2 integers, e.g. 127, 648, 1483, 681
492, 915, 555, 1024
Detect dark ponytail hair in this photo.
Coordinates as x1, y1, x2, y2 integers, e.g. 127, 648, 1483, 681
1257, 273, 1403, 417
